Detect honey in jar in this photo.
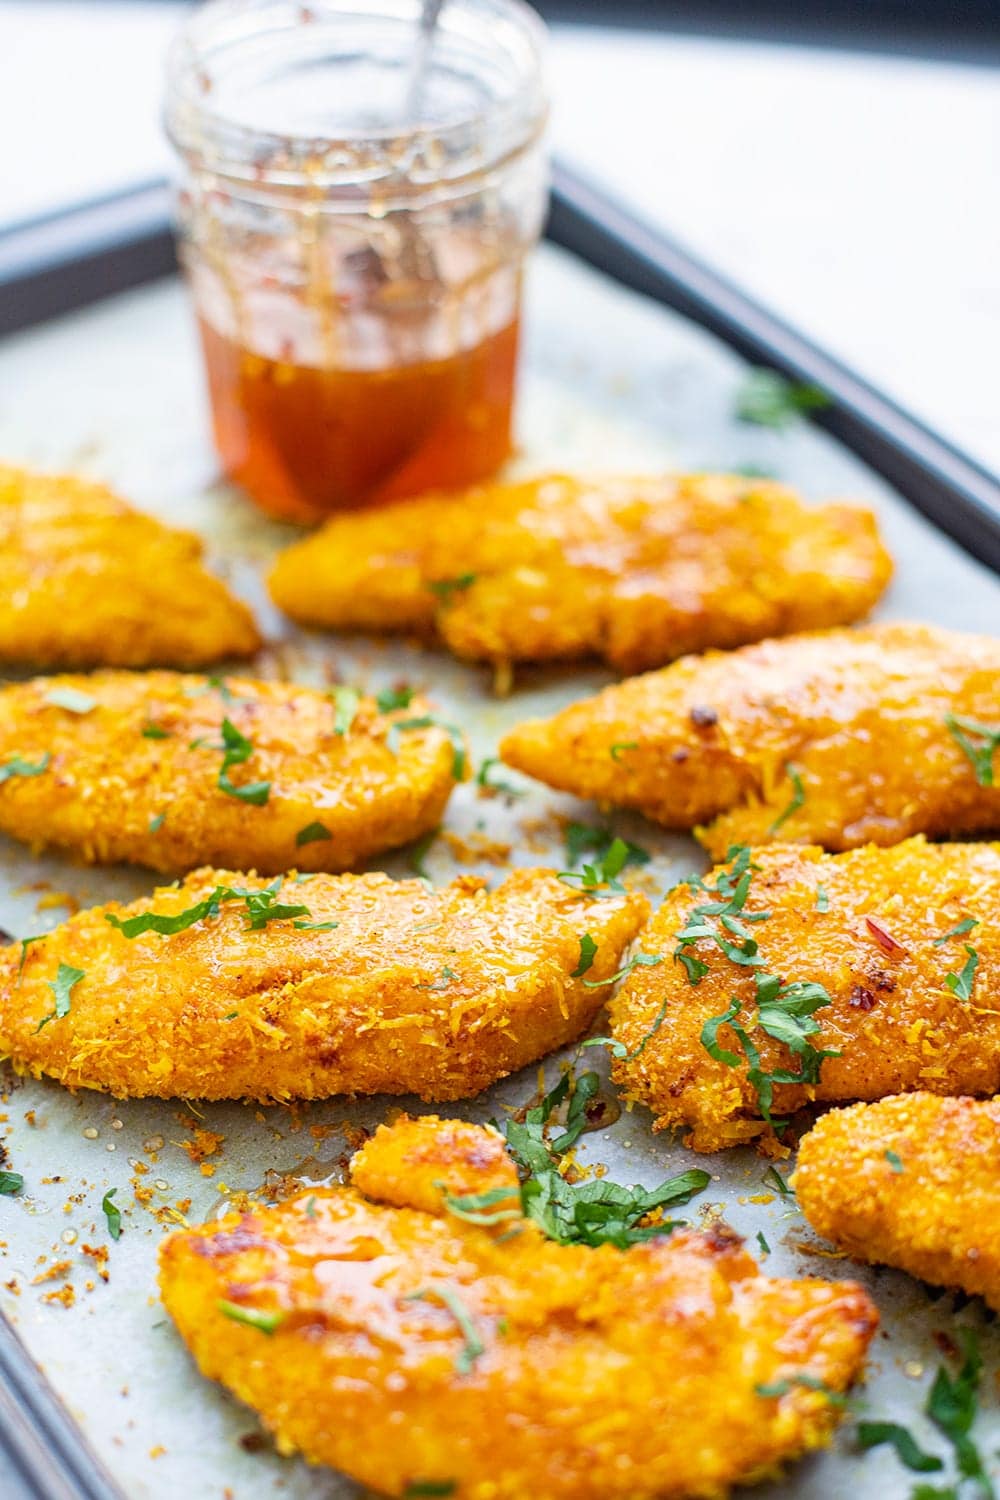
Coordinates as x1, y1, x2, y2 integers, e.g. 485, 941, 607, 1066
165, 0, 548, 522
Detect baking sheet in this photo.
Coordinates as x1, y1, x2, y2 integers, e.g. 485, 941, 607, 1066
0, 242, 997, 1500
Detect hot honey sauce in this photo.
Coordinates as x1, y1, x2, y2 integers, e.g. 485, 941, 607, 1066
198, 314, 520, 524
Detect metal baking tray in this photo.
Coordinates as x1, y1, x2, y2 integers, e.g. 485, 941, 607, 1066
0, 172, 998, 1500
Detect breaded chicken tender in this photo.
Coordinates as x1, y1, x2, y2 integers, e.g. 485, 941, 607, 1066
0, 672, 459, 873
268, 472, 891, 673
501, 622, 1000, 858
0, 867, 647, 1100
0, 464, 259, 667
793, 1094, 1000, 1311
159, 1115, 877, 1499
609, 838, 1000, 1152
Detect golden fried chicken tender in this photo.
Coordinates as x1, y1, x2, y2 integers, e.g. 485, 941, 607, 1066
0, 464, 259, 667
268, 472, 891, 673
159, 1115, 877, 1499
610, 838, 1000, 1153
0, 867, 647, 1101
501, 622, 1000, 858
0, 672, 459, 874
793, 1094, 1000, 1311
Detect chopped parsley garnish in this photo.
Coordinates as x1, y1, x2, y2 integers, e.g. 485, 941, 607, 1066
331, 685, 360, 736
856, 1422, 942, 1473
0, 1171, 23, 1196
296, 821, 331, 846
0, 752, 50, 783
945, 713, 1000, 787
672, 845, 767, 981
214, 718, 270, 805
218, 1300, 285, 1335
885, 1149, 904, 1173
609, 741, 638, 762
563, 821, 649, 870
404, 1483, 457, 1497
476, 757, 523, 797
36, 963, 84, 1032
45, 687, 96, 714
141, 722, 170, 739
102, 1188, 122, 1240
17, 935, 44, 985
440, 1185, 522, 1229
148, 813, 165, 833
944, 946, 979, 1003
107, 880, 310, 938
815, 885, 830, 912
927, 1328, 995, 1496
498, 1069, 709, 1249
293, 920, 339, 932
427, 573, 476, 603
768, 762, 806, 835
762, 1166, 793, 1197
582, 950, 662, 990
701, 974, 838, 1131
387, 716, 466, 779
408, 1286, 484, 1374
375, 685, 415, 714
934, 918, 979, 946
571, 933, 598, 979
558, 837, 631, 898
755, 1374, 846, 1405
735, 369, 830, 429
756, 1230, 770, 1256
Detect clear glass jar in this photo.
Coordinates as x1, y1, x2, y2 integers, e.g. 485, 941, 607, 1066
165, 0, 548, 523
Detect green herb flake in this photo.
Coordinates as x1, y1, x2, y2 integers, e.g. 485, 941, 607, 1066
141, 722, 170, 739
218, 1300, 285, 1335
427, 573, 476, 603
375, 685, 415, 714
475, 757, 523, 797
944, 946, 979, 1003
296, 821, 332, 847
768, 762, 806, 835
755, 1374, 846, 1406
0, 752, 50, 784
215, 718, 270, 805
16, 934, 44, 986
609, 741, 638, 762
815, 885, 830, 913
45, 687, 97, 714
934, 918, 979, 946
304, 1197, 317, 1219
756, 1230, 770, 1256
409, 1286, 484, 1374
558, 837, 632, 899
856, 1422, 943, 1473
107, 881, 313, 939
102, 1187, 122, 1240
293, 919, 339, 932
0, 1170, 23, 1196
885, 1149, 905, 1174
148, 813, 165, 833
440, 1185, 522, 1229
945, 713, 1000, 787
926, 1327, 995, 1497
563, 822, 649, 870
735, 369, 830, 429
571, 933, 598, 979
582, 951, 662, 990
36, 962, 85, 1032
331, 685, 360, 736
763, 1166, 793, 1197
403, 1481, 457, 1496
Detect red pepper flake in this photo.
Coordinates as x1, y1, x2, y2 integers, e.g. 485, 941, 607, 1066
865, 916, 909, 958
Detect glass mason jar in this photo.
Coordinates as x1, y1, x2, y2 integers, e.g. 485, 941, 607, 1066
165, 0, 548, 523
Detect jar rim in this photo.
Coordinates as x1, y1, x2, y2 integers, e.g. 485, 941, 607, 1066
165, 0, 547, 191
